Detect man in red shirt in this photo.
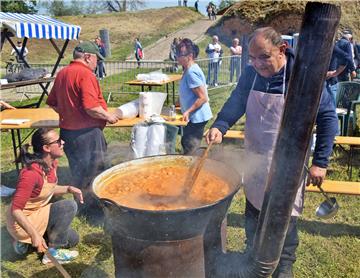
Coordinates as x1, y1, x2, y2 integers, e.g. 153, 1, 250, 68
47, 41, 119, 225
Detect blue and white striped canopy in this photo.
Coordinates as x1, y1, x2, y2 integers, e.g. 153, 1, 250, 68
0, 12, 81, 40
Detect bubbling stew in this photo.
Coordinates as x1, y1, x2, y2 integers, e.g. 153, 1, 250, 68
97, 164, 232, 210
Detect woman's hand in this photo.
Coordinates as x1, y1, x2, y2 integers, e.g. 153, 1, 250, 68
182, 111, 190, 122
31, 233, 48, 253
68, 186, 84, 204
205, 128, 223, 144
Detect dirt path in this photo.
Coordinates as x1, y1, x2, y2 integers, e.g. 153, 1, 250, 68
127, 17, 220, 61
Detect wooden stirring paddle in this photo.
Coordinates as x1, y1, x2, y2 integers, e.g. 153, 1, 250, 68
182, 141, 214, 197
44, 249, 72, 278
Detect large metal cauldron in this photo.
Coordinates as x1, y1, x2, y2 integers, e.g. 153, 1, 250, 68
92, 155, 241, 277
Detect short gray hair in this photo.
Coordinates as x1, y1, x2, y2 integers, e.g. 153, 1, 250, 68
249, 27, 283, 47
73, 50, 85, 60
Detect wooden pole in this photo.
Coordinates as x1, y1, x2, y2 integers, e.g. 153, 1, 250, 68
253, 1, 341, 265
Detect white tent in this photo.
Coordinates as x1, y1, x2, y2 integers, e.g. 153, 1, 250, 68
0, 12, 81, 107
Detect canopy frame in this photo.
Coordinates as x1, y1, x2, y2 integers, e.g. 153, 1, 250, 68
0, 13, 80, 108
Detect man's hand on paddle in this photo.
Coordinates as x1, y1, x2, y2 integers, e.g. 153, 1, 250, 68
205, 128, 223, 144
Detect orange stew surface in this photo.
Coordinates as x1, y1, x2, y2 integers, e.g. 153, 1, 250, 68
98, 165, 231, 210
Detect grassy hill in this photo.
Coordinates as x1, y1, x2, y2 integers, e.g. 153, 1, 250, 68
1, 7, 202, 65
224, 0, 360, 38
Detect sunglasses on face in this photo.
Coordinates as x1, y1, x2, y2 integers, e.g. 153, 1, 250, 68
47, 138, 62, 147
176, 51, 190, 57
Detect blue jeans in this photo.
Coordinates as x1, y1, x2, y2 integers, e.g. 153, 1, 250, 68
245, 199, 299, 272
46, 200, 79, 248
207, 62, 219, 85
328, 83, 338, 107
96, 61, 105, 78
230, 57, 240, 82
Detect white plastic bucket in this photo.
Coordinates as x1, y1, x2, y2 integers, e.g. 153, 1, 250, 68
139, 92, 167, 119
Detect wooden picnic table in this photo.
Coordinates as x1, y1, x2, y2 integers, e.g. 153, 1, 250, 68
0, 77, 55, 108
0, 107, 186, 171
125, 74, 182, 105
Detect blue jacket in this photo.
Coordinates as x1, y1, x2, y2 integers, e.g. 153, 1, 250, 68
212, 48, 338, 168
328, 43, 355, 85
336, 38, 355, 74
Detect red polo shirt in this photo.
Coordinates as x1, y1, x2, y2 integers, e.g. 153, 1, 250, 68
47, 61, 107, 130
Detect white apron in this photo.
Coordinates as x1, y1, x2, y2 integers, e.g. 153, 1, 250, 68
243, 67, 305, 216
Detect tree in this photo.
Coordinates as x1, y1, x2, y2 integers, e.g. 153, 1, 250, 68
1, 0, 38, 14
39, 0, 82, 16
105, 0, 145, 12
218, 0, 238, 11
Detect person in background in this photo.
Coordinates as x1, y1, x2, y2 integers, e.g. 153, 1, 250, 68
134, 38, 143, 68
183, 0, 187, 7
6, 128, 82, 264
46, 41, 119, 226
211, 4, 217, 20
206, 27, 337, 277
336, 32, 356, 81
94, 36, 106, 80
169, 38, 179, 72
0, 100, 16, 110
207, 4, 213, 20
195, 0, 199, 12
206, 35, 222, 87
354, 40, 360, 70
326, 42, 354, 107
229, 38, 242, 83
176, 38, 213, 154
11, 40, 28, 64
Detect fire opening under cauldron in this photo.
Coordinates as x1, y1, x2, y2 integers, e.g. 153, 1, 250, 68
92, 155, 242, 277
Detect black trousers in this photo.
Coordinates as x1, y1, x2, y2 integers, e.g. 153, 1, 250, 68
181, 121, 208, 155
61, 127, 107, 189
245, 199, 299, 271
60, 127, 108, 219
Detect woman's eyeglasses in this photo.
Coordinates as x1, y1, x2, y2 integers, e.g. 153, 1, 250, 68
47, 138, 62, 147
176, 51, 190, 57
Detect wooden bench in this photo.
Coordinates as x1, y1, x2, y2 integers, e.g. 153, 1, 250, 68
306, 180, 360, 195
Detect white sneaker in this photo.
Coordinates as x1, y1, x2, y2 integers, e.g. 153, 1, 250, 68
42, 248, 79, 265
214, 83, 218, 87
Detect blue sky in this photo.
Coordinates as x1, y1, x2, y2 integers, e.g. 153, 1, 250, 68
141, 0, 221, 15
38, 0, 222, 16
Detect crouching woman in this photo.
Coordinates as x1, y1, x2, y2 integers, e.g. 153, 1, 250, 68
7, 128, 83, 264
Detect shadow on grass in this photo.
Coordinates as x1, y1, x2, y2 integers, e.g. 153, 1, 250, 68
29, 263, 110, 278
227, 212, 245, 228
227, 213, 360, 237
1, 267, 25, 278
298, 218, 360, 237
83, 232, 113, 262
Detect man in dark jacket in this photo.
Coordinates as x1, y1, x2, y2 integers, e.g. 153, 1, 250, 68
336, 32, 356, 81
206, 27, 338, 278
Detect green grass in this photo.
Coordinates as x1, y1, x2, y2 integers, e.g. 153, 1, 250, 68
1, 85, 359, 277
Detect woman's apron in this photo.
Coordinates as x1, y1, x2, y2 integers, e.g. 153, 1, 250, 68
7, 177, 56, 243
243, 67, 305, 216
